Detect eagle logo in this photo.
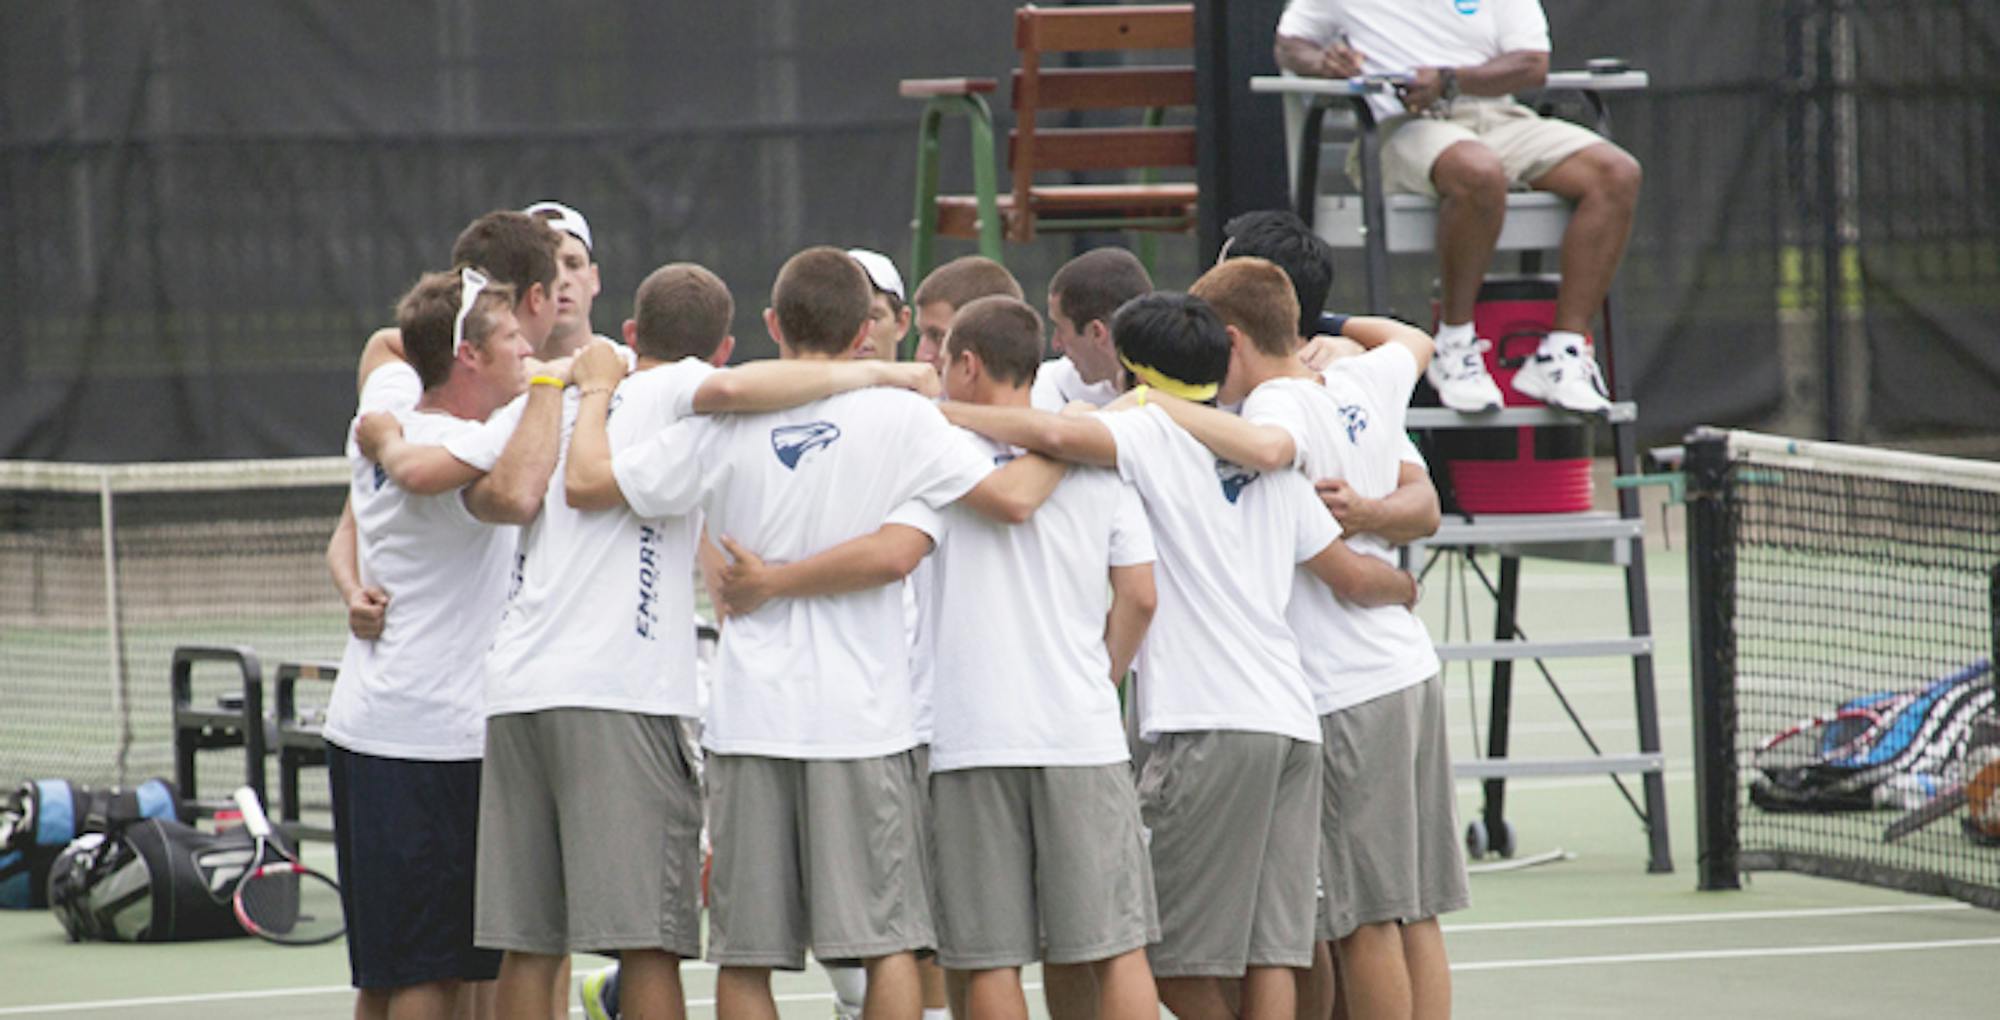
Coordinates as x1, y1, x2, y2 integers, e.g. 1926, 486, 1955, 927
1339, 404, 1369, 443
771, 421, 841, 469
1216, 460, 1259, 504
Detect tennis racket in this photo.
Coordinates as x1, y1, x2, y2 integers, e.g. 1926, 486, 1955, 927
1754, 707, 1885, 769
1882, 784, 1967, 842
228, 786, 345, 946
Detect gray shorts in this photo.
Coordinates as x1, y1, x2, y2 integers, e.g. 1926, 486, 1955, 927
930, 764, 1158, 969
474, 709, 703, 957
705, 751, 934, 969
1138, 730, 1320, 977
1317, 675, 1471, 942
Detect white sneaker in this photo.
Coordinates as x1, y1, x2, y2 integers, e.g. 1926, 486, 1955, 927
1426, 336, 1504, 413
1512, 340, 1611, 415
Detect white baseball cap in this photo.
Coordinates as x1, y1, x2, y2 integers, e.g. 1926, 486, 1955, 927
847, 248, 906, 303
524, 200, 593, 254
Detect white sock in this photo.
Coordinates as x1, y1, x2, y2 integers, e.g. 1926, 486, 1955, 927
1541, 329, 1587, 356
924, 1009, 951, 1020
1436, 321, 1475, 348
825, 964, 867, 1016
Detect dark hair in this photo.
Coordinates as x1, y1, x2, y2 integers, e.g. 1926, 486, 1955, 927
397, 270, 518, 390
1189, 257, 1300, 358
946, 296, 1044, 388
911, 255, 1023, 311
1110, 292, 1230, 394
772, 246, 872, 355
1222, 210, 1333, 337
635, 263, 735, 362
451, 211, 560, 303
1049, 247, 1153, 330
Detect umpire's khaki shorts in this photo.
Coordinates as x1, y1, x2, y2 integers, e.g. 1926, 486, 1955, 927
1139, 730, 1320, 977
930, 764, 1159, 969
475, 709, 703, 957
1317, 675, 1471, 941
705, 751, 934, 969
1361, 96, 1609, 198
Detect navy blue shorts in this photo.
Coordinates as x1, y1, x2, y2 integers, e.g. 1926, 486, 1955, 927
328, 744, 502, 989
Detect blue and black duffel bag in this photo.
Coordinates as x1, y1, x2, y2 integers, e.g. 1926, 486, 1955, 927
0, 778, 179, 909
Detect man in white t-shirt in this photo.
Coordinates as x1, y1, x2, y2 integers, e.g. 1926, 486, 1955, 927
1145, 258, 1470, 1020
563, 247, 1066, 1020
711, 296, 1166, 1020
938, 292, 1418, 1020
328, 208, 569, 643
525, 200, 611, 361
910, 255, 1025, 373
1030, 247, 1152, 413
326, 266, 570, 1020
358, 262, 943, 1020
1274, 0, 1641, 416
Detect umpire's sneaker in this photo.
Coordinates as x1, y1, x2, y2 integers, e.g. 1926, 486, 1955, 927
581, 964, 621, 1020
1512, 340, 1611, 415
1425, 335, 1504, 413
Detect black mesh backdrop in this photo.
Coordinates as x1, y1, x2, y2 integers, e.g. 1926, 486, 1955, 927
2, 0, 1995, 460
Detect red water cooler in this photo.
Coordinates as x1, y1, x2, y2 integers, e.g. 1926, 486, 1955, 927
1427, 275, 1594, 514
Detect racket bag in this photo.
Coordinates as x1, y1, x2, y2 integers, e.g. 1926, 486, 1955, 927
0, 778, 178, 910
46, 816, 288, 942
1750, 661, 1995, 812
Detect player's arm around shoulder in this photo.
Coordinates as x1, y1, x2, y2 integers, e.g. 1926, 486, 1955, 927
1304, 538, 1419, 609
355, 327, 405, 396
353, 413, 484, 495
1339, 316, 1434, 376
690, 357, 938, 415
564, 342, 633, 511
1148, 389, 1297, 473
941, 400, 1119, 469
465, 362, 572, 525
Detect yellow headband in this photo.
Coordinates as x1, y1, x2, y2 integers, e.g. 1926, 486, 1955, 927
1119, 354, 1218, 402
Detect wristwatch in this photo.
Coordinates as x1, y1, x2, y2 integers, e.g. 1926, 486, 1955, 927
1439, 67, 1460, 104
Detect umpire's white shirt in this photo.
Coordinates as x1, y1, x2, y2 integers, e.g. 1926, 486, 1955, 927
483, 355, 714, 719
613, 386, 995, 760
327, 362, 521, 761
1099, 405, 1335, 744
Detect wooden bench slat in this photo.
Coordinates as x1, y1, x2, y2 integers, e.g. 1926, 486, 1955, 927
1016, 5, 1195, 52
1008, 126, 1196, 173
1012, 67, 1195, 111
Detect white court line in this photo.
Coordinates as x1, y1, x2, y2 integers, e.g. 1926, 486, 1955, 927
0, 984, 350, 1016
1449, 935, 2000, 971
1445, 901, 1971, 933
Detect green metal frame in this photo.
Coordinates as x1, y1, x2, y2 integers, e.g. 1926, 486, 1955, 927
909, 93, 1002, 292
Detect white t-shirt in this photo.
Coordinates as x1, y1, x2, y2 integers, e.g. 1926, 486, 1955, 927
1031, 357, 1122, 412
891, 430, 1155, 771
612, 386, 996, 759
1277, 0, 1553, 117
326, 363, 522, 761
1098, 405, 1334, 744
1244, 346, 1440, 712
483, 357, 716, 719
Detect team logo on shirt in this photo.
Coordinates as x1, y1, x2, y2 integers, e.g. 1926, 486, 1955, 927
771, 421, 841, 469
371, 462, 388, 492
1339, 404, 1369, 442
1215, 460, 1259, 504
1454, 0, 1481, 14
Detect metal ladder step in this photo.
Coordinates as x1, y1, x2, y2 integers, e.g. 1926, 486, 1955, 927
1406, 402, 1636, 429
1415, 512, 1643, 549
1453, 752, 1666, 779
1435, 636, 1653, 662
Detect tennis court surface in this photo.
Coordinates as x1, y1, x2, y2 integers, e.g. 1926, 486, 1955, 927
4, 526, 1996, 1019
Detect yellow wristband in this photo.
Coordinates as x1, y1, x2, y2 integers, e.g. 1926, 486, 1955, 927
529, 374, 564, 389
1134, 384, 1149, 407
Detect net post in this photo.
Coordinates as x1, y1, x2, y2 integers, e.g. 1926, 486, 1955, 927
1683, 427, 1740, 891
99, 470, 133, 786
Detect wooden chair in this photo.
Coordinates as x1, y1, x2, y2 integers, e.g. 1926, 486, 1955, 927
901, 3, 1197, 283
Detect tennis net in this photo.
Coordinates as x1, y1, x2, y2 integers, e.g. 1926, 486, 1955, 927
1686, 429, 2000, 909
1, 458, 350, 801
